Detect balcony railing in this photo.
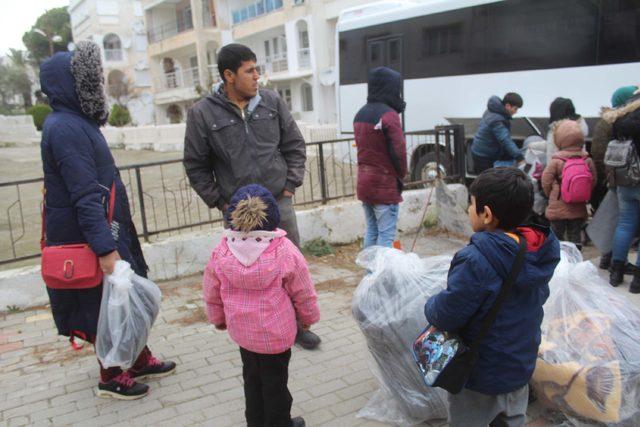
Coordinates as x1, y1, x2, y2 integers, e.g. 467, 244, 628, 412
147, 15, 194, 44
157, 67, 200, 91
105, 49, 123, 62
231, 0, 284, 25
265, 52, 288, 74
298, 48, 311, 69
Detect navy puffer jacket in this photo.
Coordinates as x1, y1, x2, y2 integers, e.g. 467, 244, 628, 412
40, 42, 147, 338
425, 226, 560, 395
471, 96, 523, 163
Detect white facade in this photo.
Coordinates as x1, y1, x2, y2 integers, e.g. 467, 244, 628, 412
142, 0, 371, 125
69, 0, 155, 125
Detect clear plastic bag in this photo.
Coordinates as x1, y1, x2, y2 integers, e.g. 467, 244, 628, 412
96, 260, 162, 369
352, 247, 450, 426
531, 243, 640, 425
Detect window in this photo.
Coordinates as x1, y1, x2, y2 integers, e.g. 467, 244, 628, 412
277, 86, 292, 110
103, 33, 123, 61
300, 30, 309, 49
264, 40, 270, 58
301, 83, 313, 111
422, 25, 462, 57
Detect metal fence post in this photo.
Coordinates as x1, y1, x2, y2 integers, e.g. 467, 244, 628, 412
135, 167, 150, 243
318, 142, 328, 204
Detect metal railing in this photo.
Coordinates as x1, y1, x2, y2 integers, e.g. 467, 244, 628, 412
156, 67, 200, 91
0, 126, 464, 267
147, 15, 194, 44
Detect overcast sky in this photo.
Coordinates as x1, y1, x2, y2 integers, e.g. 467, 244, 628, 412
0, 0, 70, 56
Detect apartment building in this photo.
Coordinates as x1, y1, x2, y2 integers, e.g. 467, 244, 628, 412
69, 0, 155, 125
143, 0, 370, 125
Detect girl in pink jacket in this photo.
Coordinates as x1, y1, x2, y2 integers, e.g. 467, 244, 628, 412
203, 184, 319, 427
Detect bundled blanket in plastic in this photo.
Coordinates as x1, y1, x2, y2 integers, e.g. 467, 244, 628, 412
352, 247, 450, 426
96, 260, 162, 369
531, 243, 640, 425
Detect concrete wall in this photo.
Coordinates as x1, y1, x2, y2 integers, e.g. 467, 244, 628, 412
0, 186, 469, 311
102, 121, 338, 151
0, 115, 40, 146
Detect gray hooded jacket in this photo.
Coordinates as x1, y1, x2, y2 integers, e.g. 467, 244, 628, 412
183, 84, 306, 210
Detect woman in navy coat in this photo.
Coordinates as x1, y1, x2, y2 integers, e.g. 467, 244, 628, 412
40, 41, 175, 399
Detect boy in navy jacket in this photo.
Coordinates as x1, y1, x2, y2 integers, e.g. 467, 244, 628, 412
425, 168, 560, 427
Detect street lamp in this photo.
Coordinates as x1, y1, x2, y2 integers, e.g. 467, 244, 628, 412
32, 28, 63, 56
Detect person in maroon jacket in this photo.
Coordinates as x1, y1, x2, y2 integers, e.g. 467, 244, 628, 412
354, 67, 407, 248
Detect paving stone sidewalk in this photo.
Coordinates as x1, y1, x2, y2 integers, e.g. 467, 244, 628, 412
1, 230, 635, 427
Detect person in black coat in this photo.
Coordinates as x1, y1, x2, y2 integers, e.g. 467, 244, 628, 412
40, 41, 175, 400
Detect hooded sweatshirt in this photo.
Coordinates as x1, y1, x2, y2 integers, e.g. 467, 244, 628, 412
203, 229, 320, 354
542, 120, 597, 221
425, 226, 560, 395
353, 67, 407, 205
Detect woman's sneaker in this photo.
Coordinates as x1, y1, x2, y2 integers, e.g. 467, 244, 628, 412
97, 371, 149, 400
128, 355, 176, 380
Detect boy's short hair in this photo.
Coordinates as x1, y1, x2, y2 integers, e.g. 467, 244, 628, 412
469, 167, 533, 230
503, 92, 523, 108
217, 43, 257, 83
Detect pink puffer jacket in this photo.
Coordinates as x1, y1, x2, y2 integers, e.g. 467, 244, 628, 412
203, 229, 320, 354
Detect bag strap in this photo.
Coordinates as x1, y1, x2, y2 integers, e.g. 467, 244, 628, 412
41, 182, 117, 249
468, 233, 527, 355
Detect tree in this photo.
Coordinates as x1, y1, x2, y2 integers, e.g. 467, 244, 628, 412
22, 7, 72, 65
6, 49, 33, 108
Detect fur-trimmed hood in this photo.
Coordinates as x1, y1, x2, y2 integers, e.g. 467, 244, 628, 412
40, 41, 108, 126
600, 93, 640, 125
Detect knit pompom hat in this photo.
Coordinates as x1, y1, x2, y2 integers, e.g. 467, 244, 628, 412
225, 184, 280, 232
553, 119, 584, 151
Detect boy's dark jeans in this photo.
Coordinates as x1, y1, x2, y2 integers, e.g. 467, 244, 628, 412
240, 347, 292, 427
550, 219, 584, 247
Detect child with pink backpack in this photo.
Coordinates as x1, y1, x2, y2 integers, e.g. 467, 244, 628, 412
542, 120, 597, 249
203, 184, 319, 427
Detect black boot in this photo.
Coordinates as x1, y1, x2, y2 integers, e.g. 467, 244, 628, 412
599, 252, 612, 270
630, 271, 640, 294
609, 260, 625, 287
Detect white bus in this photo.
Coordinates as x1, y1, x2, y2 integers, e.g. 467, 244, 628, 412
337, 0, 640, 141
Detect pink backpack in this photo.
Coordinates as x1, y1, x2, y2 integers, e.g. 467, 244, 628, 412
554, 156, 593, 204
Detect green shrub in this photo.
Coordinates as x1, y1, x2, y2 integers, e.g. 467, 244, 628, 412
108, 104, 131, 127
302, 238, 334, 257
26, 104, 52, 130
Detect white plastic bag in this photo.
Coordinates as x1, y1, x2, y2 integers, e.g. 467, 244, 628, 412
96, 260, 162, 369
531, 243, 640, 425
352, 247, 450, 426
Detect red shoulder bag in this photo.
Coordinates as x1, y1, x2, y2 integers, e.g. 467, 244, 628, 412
41, 183, 116, 289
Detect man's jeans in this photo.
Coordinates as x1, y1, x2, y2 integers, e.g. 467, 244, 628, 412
612, 186, 640, 266
363, 203, 399, 248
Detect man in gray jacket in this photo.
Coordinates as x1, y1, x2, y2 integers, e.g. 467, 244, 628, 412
184, 43, 320, 350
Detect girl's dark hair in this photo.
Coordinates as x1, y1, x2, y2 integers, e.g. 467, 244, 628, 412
469, 167, 533, 230
217, 43, 257, 82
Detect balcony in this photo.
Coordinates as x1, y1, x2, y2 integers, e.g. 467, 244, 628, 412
157, 67, 200, 91
231, 0, 284, 25
104, 49, 123, 62
147, 15, 194, 44
298, 48, 310, 69
264, 52, 288, 74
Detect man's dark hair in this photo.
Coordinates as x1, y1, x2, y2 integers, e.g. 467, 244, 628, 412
217, 43, 257, 82
502, 92, 523, 108
469, 167, 533, 230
